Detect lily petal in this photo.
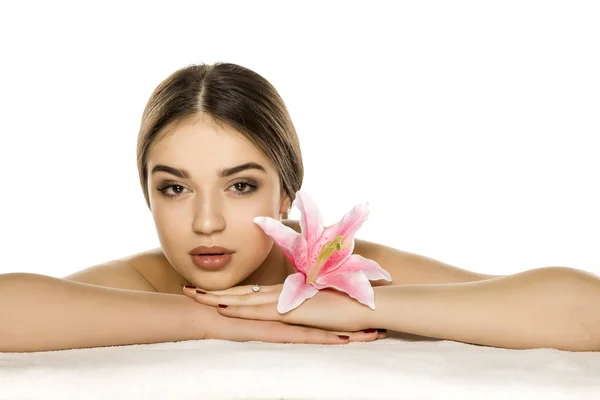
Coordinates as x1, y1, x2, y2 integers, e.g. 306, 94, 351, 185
277, 272, 319, 313
312, 270, 376, 310
332, 253, 392, 282
315, 201, 371, 276
295, 191, 324, 247
254, 216, 308, 272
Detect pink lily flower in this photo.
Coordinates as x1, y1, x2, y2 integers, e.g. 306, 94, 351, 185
253, 191, 392, 314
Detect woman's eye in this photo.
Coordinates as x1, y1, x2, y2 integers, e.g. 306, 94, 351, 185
157, 184, 188, 198
156, 181, 258, 198
230, 181, 258, 196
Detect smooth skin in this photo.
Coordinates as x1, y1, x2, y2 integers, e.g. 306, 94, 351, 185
185, 266, 600, 351
2, 114, 599, 352
62, 114, 600, 352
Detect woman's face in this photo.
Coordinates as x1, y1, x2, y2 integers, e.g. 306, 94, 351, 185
146, 114, 291, 290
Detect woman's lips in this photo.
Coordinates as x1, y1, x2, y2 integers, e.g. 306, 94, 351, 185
190, 253, 233, 269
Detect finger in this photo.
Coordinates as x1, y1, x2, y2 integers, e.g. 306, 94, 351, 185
217, 303, 281, 321
275, 324, 353, 345
204, 284, 282, 295
191, 291, 280, 307
377, 329, 388, 339
220, 319, 351, 345
333, 330, 379, 343
182, 285, 277, 297
220, 300, 347, 329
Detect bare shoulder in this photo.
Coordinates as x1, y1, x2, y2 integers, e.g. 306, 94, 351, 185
353, 238, 503, 285
282, 219, 502, 285
63, 248, 185, 293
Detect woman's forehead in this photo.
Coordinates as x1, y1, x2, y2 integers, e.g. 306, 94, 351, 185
147, 117, 277, 176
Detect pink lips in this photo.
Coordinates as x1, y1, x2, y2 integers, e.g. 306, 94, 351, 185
190, 254, 233, 269
189, 245, 234, 255
189, 245, 234, 269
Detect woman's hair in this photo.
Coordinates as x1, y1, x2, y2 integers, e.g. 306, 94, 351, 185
136, 62, 303, 218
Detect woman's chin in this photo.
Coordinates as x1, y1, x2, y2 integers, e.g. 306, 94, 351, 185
188, 270, 248, 290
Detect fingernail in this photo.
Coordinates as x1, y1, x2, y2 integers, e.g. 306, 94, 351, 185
196, 289, 206, 294
377, 329, 387, 333
218, 304, 228, 308
338, 335, 350, 340
183, 285, 196, 290
363, 329, 377, 333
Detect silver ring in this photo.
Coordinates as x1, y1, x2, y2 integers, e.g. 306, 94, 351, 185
252, 284, 260, 293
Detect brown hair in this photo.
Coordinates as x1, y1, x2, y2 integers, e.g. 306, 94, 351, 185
136, 62, 303, 218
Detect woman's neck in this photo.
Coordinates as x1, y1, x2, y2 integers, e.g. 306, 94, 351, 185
238, 243, 295, 286
238, 219, 300, 286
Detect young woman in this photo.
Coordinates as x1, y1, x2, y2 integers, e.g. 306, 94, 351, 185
1, 63, 598, 353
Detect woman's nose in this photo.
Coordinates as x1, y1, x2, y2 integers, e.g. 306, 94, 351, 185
191, 196, 226, 234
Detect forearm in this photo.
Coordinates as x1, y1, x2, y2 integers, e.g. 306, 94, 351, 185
370, 267, 600, 351
0, 273, 215, 352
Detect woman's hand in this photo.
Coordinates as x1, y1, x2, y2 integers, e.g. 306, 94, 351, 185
183, 284, 385, 338
204, 307, 381, 344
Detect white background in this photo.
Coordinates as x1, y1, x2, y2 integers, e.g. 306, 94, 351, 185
0, 1, 598, 278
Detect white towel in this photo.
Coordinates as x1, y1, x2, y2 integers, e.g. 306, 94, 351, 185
1, 332, 599, 400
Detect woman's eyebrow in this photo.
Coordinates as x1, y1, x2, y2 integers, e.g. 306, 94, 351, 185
150, 162, 266, 179
219, 162, 267, 177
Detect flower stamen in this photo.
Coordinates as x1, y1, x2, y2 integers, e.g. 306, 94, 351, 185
306, 235, 346, 283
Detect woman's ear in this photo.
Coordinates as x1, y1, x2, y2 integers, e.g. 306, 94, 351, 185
279, 193, 292, 220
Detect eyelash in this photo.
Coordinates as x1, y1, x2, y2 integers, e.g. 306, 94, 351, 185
156, 180, 259, 199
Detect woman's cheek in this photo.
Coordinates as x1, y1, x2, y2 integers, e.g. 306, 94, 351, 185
154, 210, 186, 250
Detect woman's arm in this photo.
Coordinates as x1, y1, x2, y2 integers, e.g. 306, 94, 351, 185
0, 273, 368, 353
353, 238, 503, 285
282, 220, 501, 284
369, 266, 600, 351
0, 273, 209, 352
183, 265, 600, 351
